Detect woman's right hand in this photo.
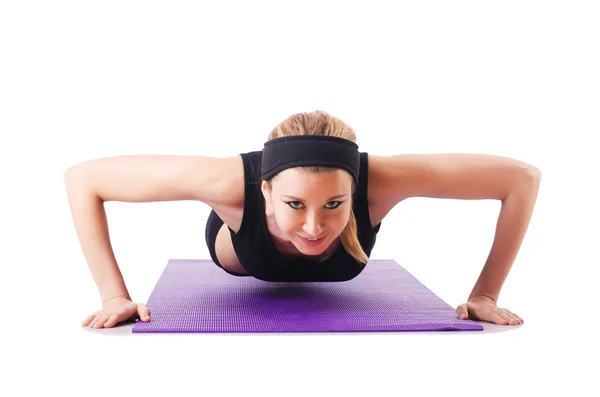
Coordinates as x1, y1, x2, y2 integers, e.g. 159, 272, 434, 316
82, 296, 151, 328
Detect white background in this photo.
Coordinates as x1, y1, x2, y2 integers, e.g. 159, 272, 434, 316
1, 1, 598, 396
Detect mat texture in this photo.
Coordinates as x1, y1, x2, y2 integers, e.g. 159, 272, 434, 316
132, 259, 483, 333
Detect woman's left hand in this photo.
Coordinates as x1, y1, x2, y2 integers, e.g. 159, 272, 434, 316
456, 295, 524, 325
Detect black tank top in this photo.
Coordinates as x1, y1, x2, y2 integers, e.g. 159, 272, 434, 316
228, 150, 381, 282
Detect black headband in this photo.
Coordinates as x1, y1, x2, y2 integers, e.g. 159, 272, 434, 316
261, 135, 360, 184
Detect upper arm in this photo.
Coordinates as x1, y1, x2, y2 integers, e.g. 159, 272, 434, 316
368, 153, 541, 216
63, 154, 244, 206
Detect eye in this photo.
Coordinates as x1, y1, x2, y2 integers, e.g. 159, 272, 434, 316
325, 201, 344, 209
286, 201, 304, 209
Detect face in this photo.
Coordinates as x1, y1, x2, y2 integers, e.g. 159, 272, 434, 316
261, 168, 353, 257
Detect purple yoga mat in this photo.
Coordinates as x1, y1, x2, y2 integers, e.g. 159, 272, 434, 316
132, 259, 483, 333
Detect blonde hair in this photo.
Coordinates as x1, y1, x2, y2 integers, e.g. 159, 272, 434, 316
263, 111, 369, 264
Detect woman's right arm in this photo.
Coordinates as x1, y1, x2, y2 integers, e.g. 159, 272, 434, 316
63, 154, 244, 304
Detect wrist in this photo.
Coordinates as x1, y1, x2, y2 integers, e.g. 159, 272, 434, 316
102, 293, 131, 305
468, 293, 497, 304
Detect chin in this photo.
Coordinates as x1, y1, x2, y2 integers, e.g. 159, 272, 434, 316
297, 244, 327, 255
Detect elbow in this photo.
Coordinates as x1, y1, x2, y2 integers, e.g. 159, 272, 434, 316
525, 166, 542, 192
513, 160, 541, 185
63, 165, 96, 197
63, 165, 81, 185
63, 162, 89, 183
526, 165, 541, 183
63, 166, 74, 181
509, 165, 541, 199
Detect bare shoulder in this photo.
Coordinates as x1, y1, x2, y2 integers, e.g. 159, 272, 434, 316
367, 153, 429, 207
367, 154, 406, 226
64, 154, 246, 207
367, 152, 540, 225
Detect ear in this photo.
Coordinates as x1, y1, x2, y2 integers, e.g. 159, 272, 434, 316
261, 180, 272, 202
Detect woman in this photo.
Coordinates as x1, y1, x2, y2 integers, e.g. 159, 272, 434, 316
64, 111, 541, 329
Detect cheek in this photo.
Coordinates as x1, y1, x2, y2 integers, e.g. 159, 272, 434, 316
273, 207, 299, 232
334, 207, 353, 232
332, 212, 351, 231
310, 212, 351, 232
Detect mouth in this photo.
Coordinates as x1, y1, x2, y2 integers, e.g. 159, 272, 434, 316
297, 234, 328, 247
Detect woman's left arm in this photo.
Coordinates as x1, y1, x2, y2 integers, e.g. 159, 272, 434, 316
368, 153, 542, 324
467, 175, 541, 304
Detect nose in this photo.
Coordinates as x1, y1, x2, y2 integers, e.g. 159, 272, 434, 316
303, 211, 323, 237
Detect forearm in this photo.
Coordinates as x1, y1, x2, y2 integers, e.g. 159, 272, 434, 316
64, 171, 132, 304
468, 172, 541, 302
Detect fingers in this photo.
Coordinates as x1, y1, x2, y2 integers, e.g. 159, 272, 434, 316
103, 314, 120, 328
82, 303, 151, 330
83, 314, 102, 328
137, 304, 151, 322
492, 308, 524, 325
89, 315, 110, 328
501, 308, 524, 325
456, 303, 469, 320
455, 302, 524, 326
82, 315, 95, 327
82, 313, 118, 328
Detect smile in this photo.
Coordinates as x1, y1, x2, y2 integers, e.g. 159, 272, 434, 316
297, 234, 328, 247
